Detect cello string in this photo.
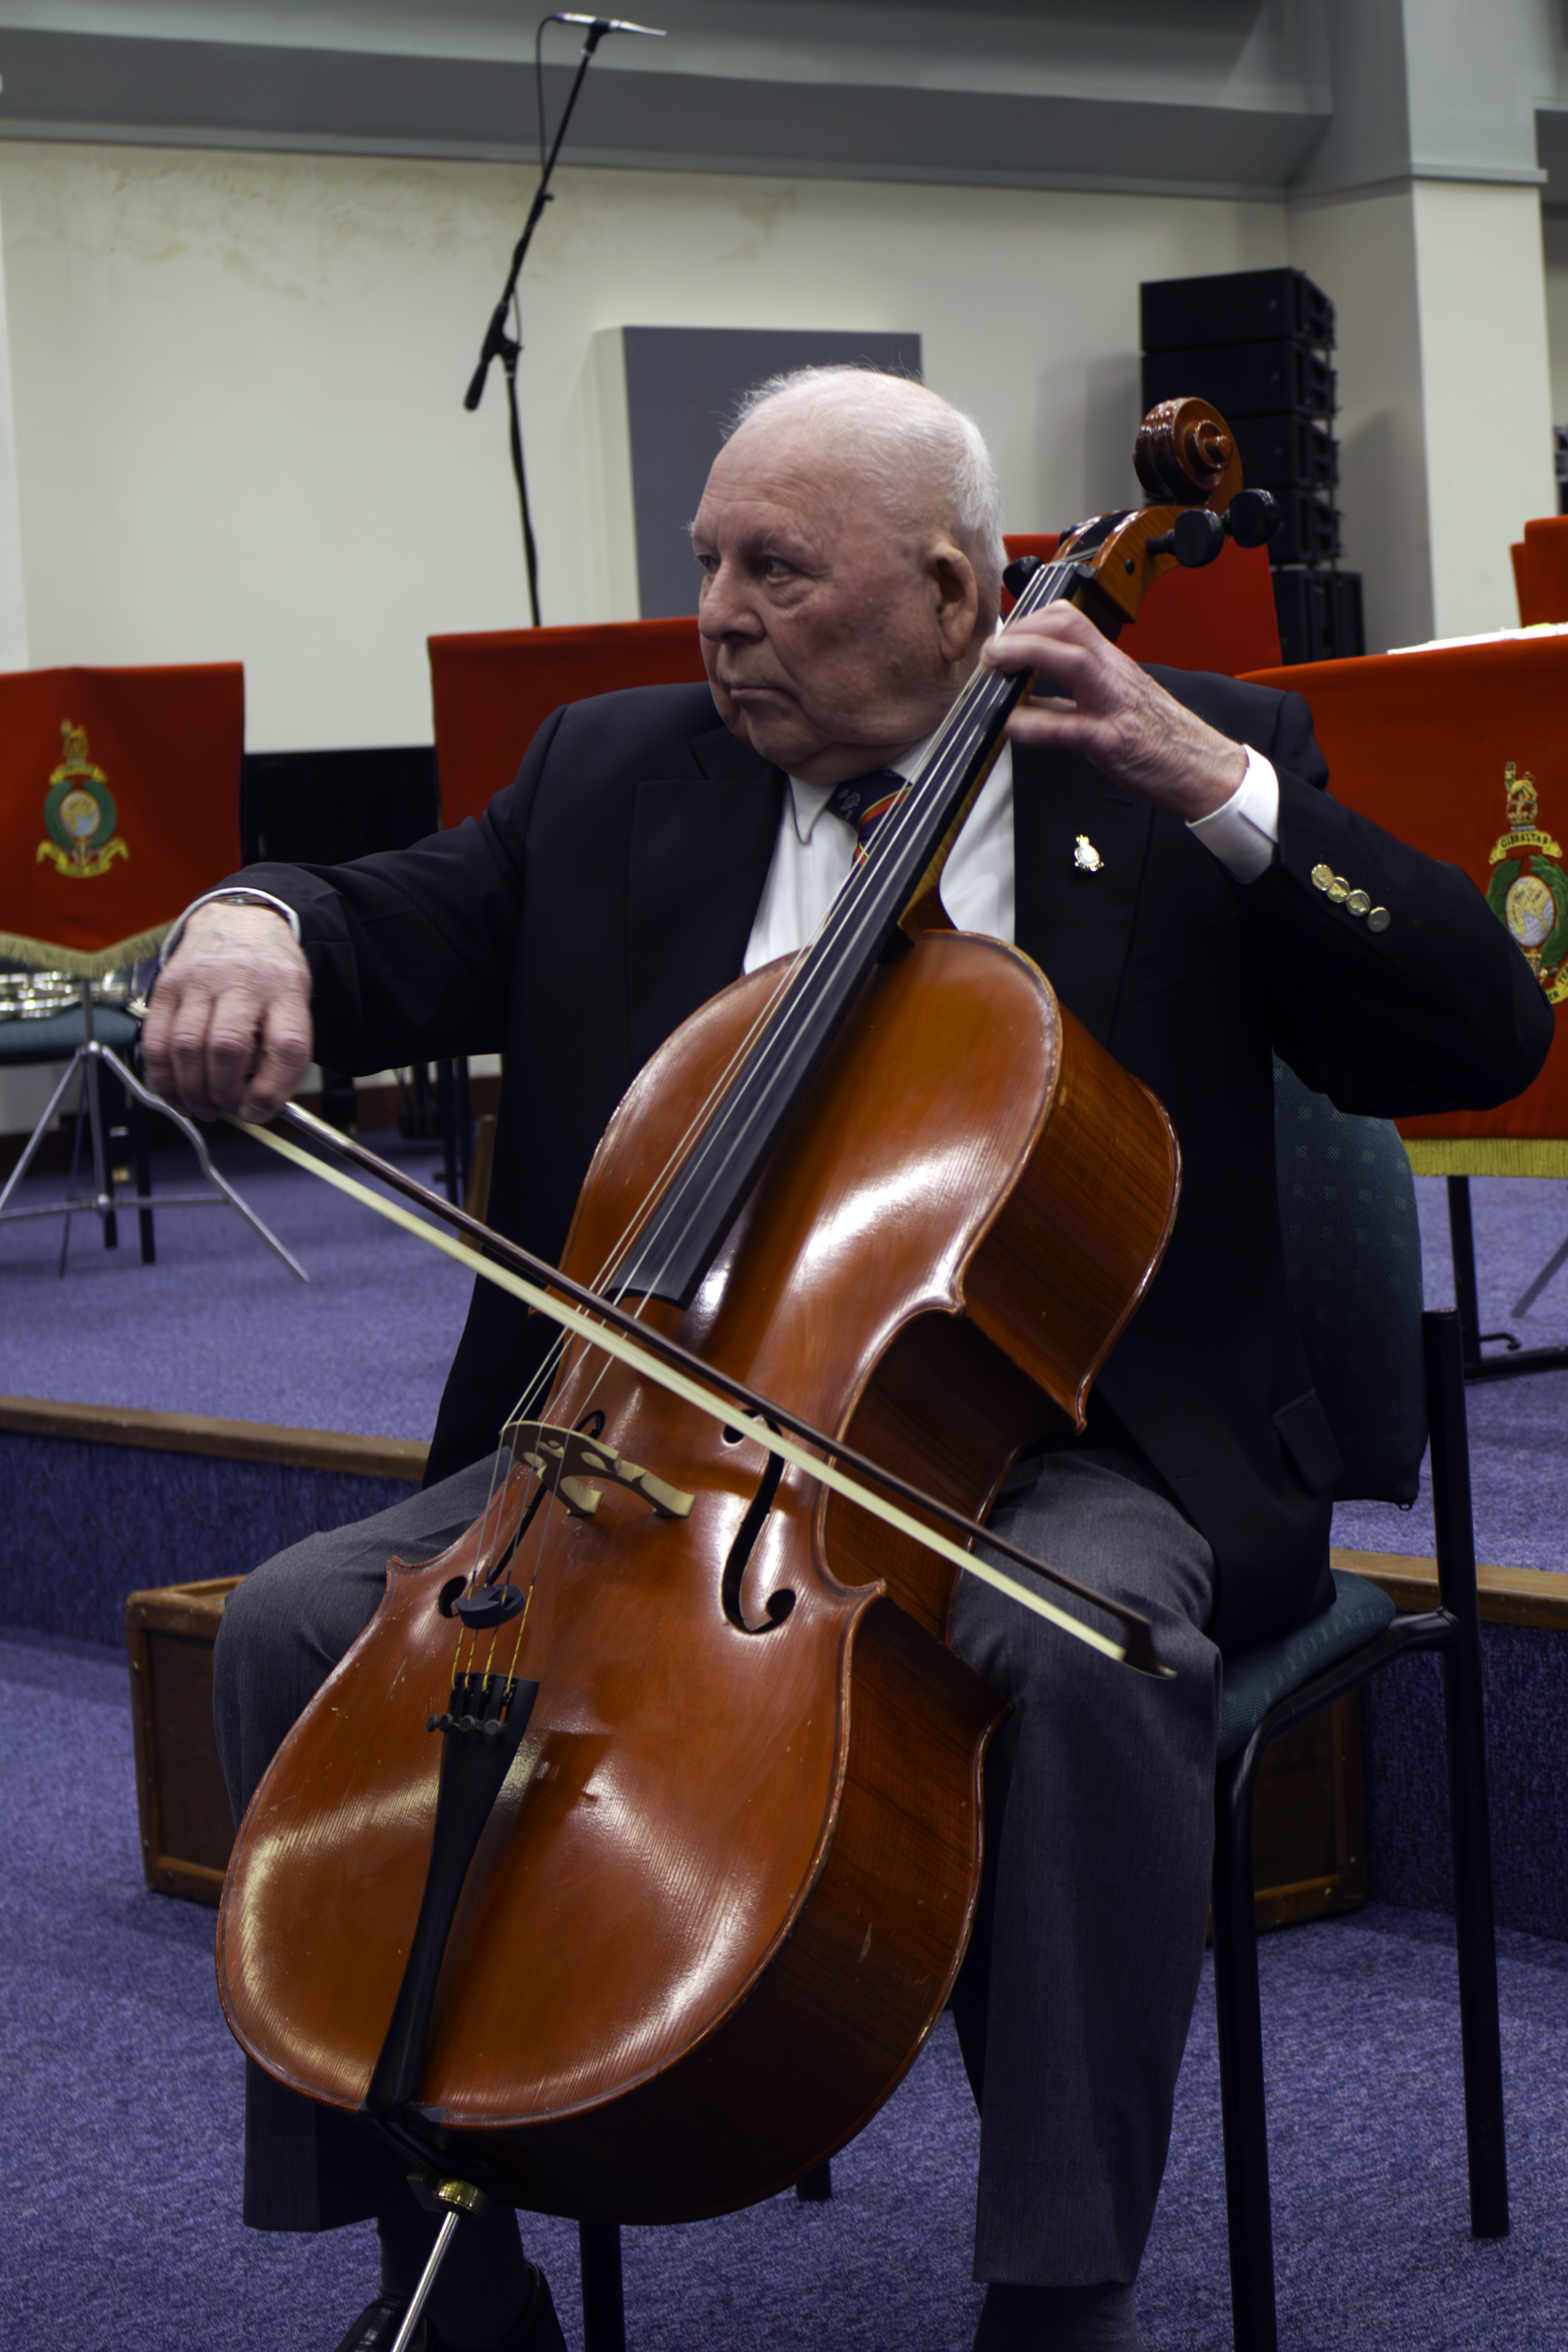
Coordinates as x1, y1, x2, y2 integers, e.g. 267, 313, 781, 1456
467, 553, 1085, 1654
236, 1117, 1163, 1672
590, 712, 1020, 1323
566, 547, 1073, 1323
482, 882, 847, 1450
578, 557, 1078, 1321
336, 550, 1087, 1666
295, 546, 1115, 1697
494, 550, 1073, 1354
447, 551, 1080, 1495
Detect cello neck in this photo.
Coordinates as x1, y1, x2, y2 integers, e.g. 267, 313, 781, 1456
612, 386, 1246, 1310
607, 546, 1092, 1310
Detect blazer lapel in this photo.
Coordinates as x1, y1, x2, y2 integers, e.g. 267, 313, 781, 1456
627, 724, 784, 1068
1012, 743, 1150, 1046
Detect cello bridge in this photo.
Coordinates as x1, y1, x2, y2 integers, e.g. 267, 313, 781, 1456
502, 1417, 695, 1521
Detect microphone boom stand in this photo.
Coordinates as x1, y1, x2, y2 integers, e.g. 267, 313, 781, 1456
464, 19, 613, 627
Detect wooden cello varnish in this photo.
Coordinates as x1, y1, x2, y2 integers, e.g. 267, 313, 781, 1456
219, 399, 1256, 2223
218, 930, 1176, 2219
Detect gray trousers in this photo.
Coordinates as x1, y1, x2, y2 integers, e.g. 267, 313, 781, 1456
213, 1445, 1218, 2285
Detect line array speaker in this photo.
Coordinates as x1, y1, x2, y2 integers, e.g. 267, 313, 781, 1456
1138, 268, 1364, 665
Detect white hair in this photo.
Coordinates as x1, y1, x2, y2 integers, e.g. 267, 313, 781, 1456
726, 365, 1005, 608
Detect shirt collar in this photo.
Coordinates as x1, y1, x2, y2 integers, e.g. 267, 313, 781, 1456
784, 728, 938, 846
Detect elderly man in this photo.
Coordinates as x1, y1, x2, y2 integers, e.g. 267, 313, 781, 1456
145, 369, 1550, 2352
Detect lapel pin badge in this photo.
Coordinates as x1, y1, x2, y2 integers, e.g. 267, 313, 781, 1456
1073, 834, 1104, 876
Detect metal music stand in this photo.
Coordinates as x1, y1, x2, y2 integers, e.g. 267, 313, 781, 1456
0, 968, 305, 1281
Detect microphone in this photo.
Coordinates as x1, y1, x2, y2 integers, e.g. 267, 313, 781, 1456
551, 14, 666, 34
465, 6, 667, 618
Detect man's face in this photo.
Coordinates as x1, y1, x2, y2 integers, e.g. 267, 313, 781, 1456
691, 416, 979, 787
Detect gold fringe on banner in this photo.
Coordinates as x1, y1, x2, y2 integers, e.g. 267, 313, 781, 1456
1402, 1136, 1568, 1179
0, 923, 171, 978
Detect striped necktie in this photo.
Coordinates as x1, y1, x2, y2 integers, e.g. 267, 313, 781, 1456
826, 768, 909, 868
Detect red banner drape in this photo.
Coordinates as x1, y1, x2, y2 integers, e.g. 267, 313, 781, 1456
1243, 638, 1568, 1158
0, 662, 244, 974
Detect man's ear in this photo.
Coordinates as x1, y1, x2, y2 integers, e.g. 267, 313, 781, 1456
930, 544, 980, 663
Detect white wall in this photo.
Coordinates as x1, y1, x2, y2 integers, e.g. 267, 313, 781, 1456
1410, 179, 1556, 641
0, 181, 27, 675
1288, 181, 1433, 654
1290, 177, 1558, 653
0, 142, 1287, 749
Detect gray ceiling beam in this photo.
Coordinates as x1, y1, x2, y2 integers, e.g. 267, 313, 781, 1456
0, 25, 1331, 198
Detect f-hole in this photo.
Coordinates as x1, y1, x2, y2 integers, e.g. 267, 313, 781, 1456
721, 1430, 795, 1635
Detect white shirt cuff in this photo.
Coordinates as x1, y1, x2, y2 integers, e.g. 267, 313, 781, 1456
1185, 747, 1279, 884
157, 886, 303, 970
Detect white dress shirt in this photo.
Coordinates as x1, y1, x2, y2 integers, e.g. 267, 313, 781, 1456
744, 737, 1280, 972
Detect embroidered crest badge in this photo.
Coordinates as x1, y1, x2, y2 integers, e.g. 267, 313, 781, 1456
35, 720, 129, 878
1485, 763, 1568, 1005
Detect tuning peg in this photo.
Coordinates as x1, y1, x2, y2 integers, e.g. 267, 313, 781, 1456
1146, 507, 1226, 569
1223, 488, 1282, 550
1002, 554, 1046, 599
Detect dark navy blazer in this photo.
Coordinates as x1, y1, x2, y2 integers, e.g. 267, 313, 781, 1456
238, 677, 1552, 1651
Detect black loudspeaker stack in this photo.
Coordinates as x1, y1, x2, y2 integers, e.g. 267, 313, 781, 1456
1139, 268, 1365, 666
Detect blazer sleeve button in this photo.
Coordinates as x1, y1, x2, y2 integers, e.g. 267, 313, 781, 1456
1311, 863, 1334, 891
1367, 906, 1391, 933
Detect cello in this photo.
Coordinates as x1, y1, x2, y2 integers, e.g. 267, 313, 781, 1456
218, 398, 1275, 2244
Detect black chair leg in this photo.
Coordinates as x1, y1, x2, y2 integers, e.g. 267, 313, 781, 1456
795, 2159, 833, 2201
1212, 1745, 1278, 2352
1423, 1311, 1509, 2237
435, 1056, 473, 1207
455, 1054, 473, 1198
579, 2218, 625, 2352
1445, 1178, 1482, 1372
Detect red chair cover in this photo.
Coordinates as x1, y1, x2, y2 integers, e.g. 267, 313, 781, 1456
1242, 637, 1568, 1149
431, 534, 1283, 836
430, 620, 708, 833
1513, 515, 1568, 626
1001, 534, 1282, 676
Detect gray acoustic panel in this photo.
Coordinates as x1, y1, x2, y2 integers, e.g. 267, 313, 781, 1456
621, 328, 921, 618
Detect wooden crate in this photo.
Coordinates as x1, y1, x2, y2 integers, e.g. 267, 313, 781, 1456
123, 1574, 1368, 1931
126, 1576, 241, 1905
1248, 1691, 1367, 1932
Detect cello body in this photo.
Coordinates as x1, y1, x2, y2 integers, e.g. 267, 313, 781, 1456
218, 926, 1179, 2221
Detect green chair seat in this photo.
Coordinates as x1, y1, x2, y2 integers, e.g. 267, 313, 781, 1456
1217, 1569, 1396, 1763
0, 1003, 140, 1061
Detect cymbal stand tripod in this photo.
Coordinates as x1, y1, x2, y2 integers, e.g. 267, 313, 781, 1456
0, 979, 307, 1281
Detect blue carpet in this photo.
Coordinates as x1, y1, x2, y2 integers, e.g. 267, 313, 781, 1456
2, 1143, 1565, 1565
1332, 1174, 1568, 1573
1363, 1625, 1568, 1941
6, 1627, 1568, 2352
0, 1127, 473, 1442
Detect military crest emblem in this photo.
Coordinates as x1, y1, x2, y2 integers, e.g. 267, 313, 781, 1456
1486, 763, 1568, 1005
35, 720, 129, 878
